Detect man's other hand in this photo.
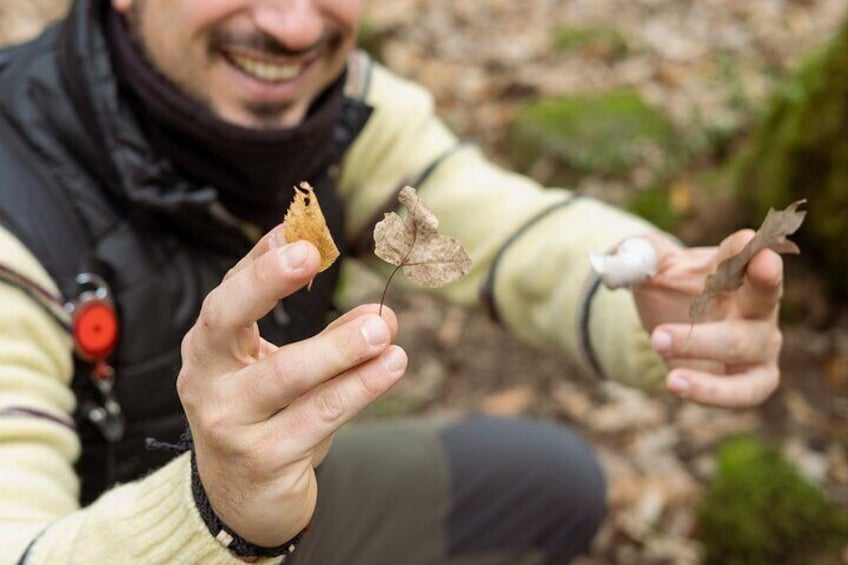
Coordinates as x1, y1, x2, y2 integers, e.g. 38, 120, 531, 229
633, 231, 783, 409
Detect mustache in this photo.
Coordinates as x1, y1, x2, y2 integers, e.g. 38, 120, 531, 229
208, 28, 343, 58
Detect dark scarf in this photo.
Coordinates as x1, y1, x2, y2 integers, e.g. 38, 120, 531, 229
103, 8, 349, 230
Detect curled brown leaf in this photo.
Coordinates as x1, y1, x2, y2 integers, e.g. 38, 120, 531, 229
689, 199, 807, 321
374, 186, 472, 288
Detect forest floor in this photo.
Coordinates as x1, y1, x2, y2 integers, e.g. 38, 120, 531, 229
359, 1, 848, 563
4, 1, 848, 563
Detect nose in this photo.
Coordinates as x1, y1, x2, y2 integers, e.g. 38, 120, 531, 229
253, 0, 324, 52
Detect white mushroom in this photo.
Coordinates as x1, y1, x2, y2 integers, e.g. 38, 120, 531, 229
589, 237, 658, 289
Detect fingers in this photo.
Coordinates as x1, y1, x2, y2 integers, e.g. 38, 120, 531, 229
663, 363, 780, 408
714, 229, 755, 264
737, 249, 783, 320
223, 225, 286, 281
651, 321, 781, 366
196, 241, 320, 346
651, 320, 783, 408
235, 311, 400, 419
714, 229, 784, 320
270, 344, 408, 453
322, 304, 399, 333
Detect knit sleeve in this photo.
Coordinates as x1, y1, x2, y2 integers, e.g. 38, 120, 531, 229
338, 60, 668, 389
0, 225, 274, 564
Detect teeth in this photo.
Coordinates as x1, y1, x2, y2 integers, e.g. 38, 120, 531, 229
228, 53, 304, 82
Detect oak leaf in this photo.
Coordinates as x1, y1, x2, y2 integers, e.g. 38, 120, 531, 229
689, 199, 807, 321
373, 186, 471, 311
283, 181, 340, 273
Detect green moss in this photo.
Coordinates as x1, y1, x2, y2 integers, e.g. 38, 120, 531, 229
553, 26, 629, 59
628, 186, 680, 232
730, 18, 848, 297
357, 19, 387, 61
698, 436, 848, 565
508, 88, 682, 188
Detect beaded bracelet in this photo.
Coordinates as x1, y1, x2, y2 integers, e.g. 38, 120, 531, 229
189, 450, 309, 560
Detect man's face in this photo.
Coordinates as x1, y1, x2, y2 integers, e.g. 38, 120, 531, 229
112, 0, 362, 128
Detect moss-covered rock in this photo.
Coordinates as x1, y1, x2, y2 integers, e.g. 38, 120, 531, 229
507, 88, 686, 228
508, 88, 682, 186
698, 436, 848, 565
731, 17, 848, 298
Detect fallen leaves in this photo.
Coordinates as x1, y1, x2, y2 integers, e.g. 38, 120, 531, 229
373, 186, 472, 311
283, 181, 340, 273
689, 199, 807, 320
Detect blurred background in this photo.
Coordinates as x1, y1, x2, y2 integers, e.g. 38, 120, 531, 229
3, 1, 848, 562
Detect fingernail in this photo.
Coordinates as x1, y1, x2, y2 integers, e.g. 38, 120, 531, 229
651, 330, 673, 354
282, 242, 308, 270
270, 227, 287, 249
382, 346, 407, 374
668, 372, 690, 394
361, 316, 389, 348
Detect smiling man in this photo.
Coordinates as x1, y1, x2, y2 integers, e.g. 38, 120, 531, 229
116, 0, 358, 127
0, 1, 784, 564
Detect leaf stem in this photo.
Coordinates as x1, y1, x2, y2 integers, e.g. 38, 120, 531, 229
379, 264, 403, 317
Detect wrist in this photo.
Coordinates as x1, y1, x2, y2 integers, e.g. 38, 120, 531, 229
190, 450, 310, 559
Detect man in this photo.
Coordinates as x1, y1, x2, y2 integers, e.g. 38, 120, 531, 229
0, 0, 783, 563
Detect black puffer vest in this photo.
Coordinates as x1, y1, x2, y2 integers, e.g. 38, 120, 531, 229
0, 1, 371, 504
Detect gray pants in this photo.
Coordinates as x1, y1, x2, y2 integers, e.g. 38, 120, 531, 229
289, 416, 606, 565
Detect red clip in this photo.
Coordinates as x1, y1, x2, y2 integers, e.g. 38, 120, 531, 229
68, 274, 119, 363
73, 301, 118, 362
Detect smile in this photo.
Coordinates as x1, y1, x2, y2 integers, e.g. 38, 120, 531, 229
223, 50, 313, 84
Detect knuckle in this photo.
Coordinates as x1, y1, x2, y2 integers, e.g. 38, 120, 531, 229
223, 264, 239, 281
176, 369, 195, 406
347, 342, 371, 367
250, 252, 281, 289
770, 330, 784, 356
180, 330, 194, 359
356, 367, 385, 398
330, 328, 371, 369
199, 411, 237, 450
724, 334, 748, 364
176, 335, 200, 405
266, 352, 306, 396
743, 381, 760, 406
763, 367, 781, 398
272, 353, 298, 389
199, 291, 223, 332
314, 387, 347, 424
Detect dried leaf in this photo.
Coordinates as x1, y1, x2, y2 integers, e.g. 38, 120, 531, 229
283, 181, 340, 273
374, 186, 472, 287
689, 199, 807, 320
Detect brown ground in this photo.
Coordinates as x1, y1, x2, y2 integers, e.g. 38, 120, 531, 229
4, 1, 848, 563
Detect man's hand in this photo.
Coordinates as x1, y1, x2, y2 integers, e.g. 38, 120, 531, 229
632, 230, 783, 408
176, 226, 408, 547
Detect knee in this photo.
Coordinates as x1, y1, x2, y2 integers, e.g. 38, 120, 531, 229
516, 420, 607, 558
441, 416, 606, 561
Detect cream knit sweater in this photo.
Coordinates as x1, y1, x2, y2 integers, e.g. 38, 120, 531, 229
0, 59, 664, 563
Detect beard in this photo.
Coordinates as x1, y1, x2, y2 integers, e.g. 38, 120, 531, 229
121, 1, 345, 128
